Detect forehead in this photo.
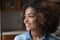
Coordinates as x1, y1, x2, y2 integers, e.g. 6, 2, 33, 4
25, 7, 36, 15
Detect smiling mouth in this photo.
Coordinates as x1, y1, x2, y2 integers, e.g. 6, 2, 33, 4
25, 23, 31, 26
26, 24, 30, 26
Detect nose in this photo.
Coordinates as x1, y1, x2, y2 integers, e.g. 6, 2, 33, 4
24, 17, 29, 24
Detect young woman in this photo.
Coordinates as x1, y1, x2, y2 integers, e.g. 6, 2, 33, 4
14, 0, 59, 40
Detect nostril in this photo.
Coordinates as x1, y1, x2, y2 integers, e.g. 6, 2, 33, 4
24, 18, 29, 23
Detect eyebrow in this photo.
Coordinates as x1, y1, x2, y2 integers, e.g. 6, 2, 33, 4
25, 13, 35, 16
29, 13, 35, 15
24, 13, 35, 15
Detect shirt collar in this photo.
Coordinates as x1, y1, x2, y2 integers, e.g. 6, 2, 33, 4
27, 31, 47, 40
26, 31, 32, 40
41, 34, 46, 40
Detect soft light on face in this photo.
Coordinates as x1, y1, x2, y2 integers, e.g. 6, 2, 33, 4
24, 7, 38, 31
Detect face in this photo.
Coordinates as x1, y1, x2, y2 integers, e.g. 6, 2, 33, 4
24, 7, 38, 31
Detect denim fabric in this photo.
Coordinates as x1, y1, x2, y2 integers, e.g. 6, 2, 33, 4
14, 31, 59, 40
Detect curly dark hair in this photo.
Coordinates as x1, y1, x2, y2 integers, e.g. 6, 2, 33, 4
22, 0, 59, 34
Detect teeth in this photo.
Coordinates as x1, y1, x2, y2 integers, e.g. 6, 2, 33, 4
26, 24, 29, 25
26, 24, 30, 26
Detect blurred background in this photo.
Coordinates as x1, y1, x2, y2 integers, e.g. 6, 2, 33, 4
1, 0, 60, 40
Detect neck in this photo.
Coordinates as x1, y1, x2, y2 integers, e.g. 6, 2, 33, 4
31, 29, 43, 38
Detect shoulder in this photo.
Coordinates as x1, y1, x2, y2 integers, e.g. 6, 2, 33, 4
48, 34, 60, 40
14, 31, 29, 40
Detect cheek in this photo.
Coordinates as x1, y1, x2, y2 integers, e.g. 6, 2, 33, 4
30, 18, 37, 26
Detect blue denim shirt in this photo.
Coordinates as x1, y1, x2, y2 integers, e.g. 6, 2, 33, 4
14, 31, 59, 40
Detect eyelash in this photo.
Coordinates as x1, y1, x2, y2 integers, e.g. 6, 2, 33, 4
24, 15, 34, 18
29, 16, 34, 17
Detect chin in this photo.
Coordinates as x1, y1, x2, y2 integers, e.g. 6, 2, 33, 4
26, 28, 31, 31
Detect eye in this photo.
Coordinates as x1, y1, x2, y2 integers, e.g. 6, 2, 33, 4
29, 15, 34, 17
28, 15, 35, 18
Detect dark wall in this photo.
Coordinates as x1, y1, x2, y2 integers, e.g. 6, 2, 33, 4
2, 11, 25, 32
